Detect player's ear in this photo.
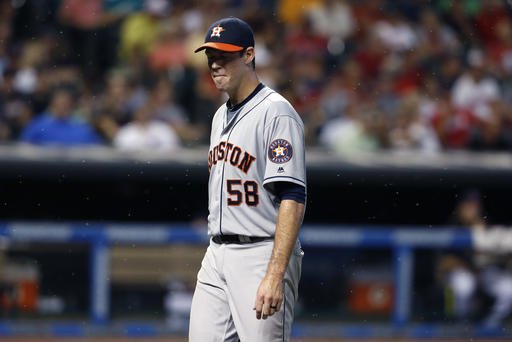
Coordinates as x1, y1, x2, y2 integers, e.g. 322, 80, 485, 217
244, 47, 255, 66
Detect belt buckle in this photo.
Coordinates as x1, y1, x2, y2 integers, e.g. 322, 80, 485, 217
238, 235, 251, 243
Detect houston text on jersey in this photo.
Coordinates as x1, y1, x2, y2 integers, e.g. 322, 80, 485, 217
208, 141, 256, 173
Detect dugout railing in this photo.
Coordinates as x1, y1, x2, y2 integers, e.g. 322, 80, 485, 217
1, 221, 509, 339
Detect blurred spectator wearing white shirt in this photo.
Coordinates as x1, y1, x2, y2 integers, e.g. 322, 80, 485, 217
319, 103, 384, 155
113, 103, 180, 152
451, 49, 501, 121
306, 0, 354, 41
373, 9, 417, 53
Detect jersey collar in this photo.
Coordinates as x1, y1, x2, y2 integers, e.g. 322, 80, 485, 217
226, 82, 264, 112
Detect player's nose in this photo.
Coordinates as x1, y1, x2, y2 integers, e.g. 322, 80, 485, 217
209, 62, 222, 72
207, 56, 225, 70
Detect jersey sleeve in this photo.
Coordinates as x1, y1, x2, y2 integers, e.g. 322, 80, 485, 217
263, 112, 306, 191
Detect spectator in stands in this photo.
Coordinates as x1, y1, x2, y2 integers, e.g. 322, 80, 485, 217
318, 103, 382, 155
417, 75, 443, 123
415, 8, 461, 62
2, 0, 512, 153
11, 40, 47, 96
451, 48, 501, 123
351, 0, 387, 40
353, 30, 388, 83
372, 8, 417, 53
389, 49, 423, 96
485, 20, 512, 76
93, 68, 147, 143
437, 53, 464, 92
282, 11, 327, 134
431, 97, 475, 149
318, 60, 360, 122
0, 68, 23, 141
57, 0, 126, 83
373, 72, 399, 113
113, 102, 180, 152
148, 22, 187, 73
0, 96, 33, 141
436, 0, 479, 48
487, 20, 512, 104
284, 12, 328, 60
147, 76, 206, 146
0, 10, 12, 79
473, 0, 511, 48
118, 0, 171, 67
388, 94, 441, 152
306, 0, 355, 43
277, 0, 320, 26
187, 72, 221, 143
19, 87, 102, 146
467, 101, 512, 151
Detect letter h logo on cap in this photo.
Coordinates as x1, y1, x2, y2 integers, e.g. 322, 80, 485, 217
211, 25, 225, 38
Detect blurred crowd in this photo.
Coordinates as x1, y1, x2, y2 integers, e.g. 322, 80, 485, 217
1, 0, 512, 153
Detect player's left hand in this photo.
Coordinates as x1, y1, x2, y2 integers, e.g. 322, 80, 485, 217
253, 274, 283, 320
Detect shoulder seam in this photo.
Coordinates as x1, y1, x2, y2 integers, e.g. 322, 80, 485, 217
263, 113, 303, 130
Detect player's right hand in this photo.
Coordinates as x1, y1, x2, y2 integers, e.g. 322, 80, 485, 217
253, 274, 283, 319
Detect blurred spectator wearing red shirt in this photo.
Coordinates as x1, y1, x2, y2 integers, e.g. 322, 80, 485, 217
353, 31, 387, 82
473, 0, 511, 47
431, 97, 476, 149
352, 0, 387, 39
284, 14, 328, 59
148, 22, 187, 72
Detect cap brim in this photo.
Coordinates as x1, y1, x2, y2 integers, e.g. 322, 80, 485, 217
194, 42, 244, 53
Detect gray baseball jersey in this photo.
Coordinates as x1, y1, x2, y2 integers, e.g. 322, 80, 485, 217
206, 84, 306, 237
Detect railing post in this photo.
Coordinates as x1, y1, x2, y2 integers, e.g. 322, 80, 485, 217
393, 245, 413, 326
90, 236, 110, 325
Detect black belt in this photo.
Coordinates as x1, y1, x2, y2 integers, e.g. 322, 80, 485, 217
212, 234, 273, 244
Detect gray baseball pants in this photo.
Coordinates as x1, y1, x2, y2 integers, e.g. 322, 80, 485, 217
189, 239, 303, 342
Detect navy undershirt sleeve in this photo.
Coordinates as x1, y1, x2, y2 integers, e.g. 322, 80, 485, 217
273, 182, 306, 204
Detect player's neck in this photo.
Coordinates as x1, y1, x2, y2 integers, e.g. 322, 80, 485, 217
229, 73, 260, 107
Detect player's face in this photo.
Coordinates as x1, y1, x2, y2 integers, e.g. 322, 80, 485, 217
205, 49, 245, 93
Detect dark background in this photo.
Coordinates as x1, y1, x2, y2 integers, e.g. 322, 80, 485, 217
1, 151, 511, 225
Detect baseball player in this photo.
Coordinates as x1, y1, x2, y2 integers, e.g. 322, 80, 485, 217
189, 17, 307, 342
440, 191, 512, 327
